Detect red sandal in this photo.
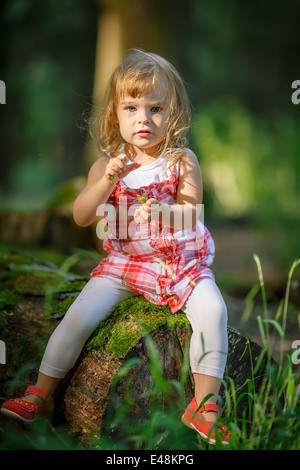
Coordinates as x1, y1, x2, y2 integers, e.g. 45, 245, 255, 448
182, 397, 231, 445
1, 385, 53, 423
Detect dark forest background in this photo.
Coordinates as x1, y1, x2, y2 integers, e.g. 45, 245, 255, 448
0, 0, 299, 292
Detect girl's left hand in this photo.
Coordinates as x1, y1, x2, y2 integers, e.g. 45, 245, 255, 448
134, 198, 160, 224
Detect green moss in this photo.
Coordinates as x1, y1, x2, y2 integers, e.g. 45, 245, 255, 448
1, 270, 86, 296
0, 289, 19, 309
87, 296, 190, 360
0, 252, 34, 272
51, 295, 77, 319
0, 250, 87, 297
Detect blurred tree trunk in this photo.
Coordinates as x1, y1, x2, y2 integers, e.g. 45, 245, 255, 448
82, 2, 122, 169
83, 0, 171, 170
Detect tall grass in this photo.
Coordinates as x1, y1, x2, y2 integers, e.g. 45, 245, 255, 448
0, 257, 299, 450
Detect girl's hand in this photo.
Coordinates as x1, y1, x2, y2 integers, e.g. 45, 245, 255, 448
105, 154, 141, 184
134, 198, 160, 224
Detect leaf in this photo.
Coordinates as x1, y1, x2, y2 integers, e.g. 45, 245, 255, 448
262, 318, 284, 338
137, 194, 147, 204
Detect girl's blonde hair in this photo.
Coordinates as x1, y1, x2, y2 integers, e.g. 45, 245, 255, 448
91, 49, 191, 162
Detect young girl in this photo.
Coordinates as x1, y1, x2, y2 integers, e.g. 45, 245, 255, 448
1, 50, 230, 445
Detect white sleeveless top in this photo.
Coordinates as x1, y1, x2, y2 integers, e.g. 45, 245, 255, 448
122, 155, 179, 189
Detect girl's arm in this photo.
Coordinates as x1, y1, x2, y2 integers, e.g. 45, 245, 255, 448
73, 154, 141, 227
173, 148, 203, 228
134, 149, 203, 230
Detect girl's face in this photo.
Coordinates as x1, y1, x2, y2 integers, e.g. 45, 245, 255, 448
116, 86, 170, 157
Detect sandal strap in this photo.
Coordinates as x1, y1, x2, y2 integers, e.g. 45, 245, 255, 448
200, 403, 219, 413
24, 385, 53, 401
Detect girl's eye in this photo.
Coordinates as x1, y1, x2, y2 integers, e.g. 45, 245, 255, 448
151, 106, 162, 113
126, 106, 136, 112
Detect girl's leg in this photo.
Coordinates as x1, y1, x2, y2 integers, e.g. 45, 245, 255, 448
26, 277, 136, 404
182, 277, 228, 421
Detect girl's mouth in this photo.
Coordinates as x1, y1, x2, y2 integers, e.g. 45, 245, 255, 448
136, 130, 152, 136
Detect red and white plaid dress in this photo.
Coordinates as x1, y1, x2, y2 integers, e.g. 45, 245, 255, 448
91, 155, 215, 313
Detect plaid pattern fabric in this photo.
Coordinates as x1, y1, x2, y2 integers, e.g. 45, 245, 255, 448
91, 164, 215, 313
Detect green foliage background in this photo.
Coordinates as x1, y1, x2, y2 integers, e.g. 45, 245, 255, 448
0, 0, 299, 266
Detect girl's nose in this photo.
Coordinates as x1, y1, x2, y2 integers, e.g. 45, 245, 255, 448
137, 109, 150, 123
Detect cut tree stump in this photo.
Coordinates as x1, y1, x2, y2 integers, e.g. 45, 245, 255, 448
54, 297, 269, 448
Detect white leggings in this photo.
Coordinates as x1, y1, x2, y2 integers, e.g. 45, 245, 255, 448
39, 277, 228, 380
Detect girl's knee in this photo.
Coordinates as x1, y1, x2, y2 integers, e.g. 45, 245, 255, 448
210, 294, 228, 324
184, 278, 228, 327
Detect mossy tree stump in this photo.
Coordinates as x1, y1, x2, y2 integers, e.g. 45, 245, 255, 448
54, 297, 268, 448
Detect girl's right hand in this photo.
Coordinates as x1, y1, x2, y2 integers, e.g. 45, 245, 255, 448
105, 154, 141, 184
